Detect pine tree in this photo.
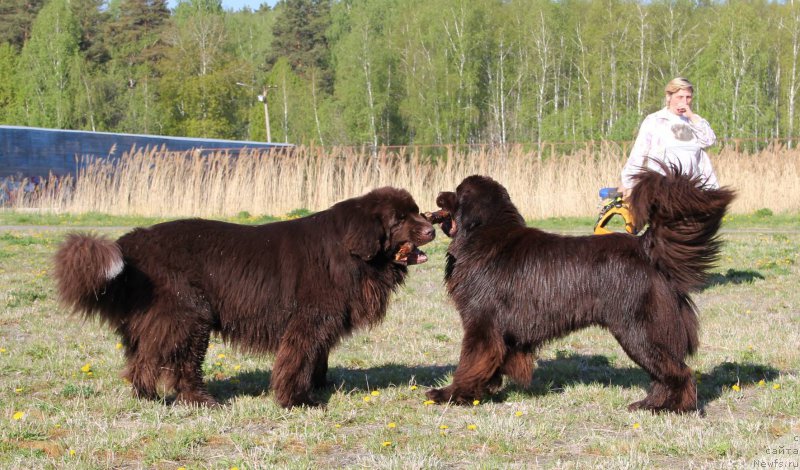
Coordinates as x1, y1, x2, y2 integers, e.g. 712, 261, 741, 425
0, 0, 46, 49
270, 0, 332, 90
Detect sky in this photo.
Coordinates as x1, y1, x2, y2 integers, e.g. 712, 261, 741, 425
167, 0, 278, 11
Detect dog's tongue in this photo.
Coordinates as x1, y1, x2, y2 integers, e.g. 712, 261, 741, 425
406, 248, 428, 265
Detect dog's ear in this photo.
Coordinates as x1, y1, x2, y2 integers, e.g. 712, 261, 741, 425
456, 189, 484, 233
436, 191, 457, 212
343, 212, 384, 261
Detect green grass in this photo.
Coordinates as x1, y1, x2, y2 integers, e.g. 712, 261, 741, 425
0, 210, 284, 227
1, 220, 798, 468
3, 208, 798, 232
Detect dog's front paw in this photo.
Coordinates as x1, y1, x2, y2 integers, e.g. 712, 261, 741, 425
627, 398, 670, 414
627, 399, 649, 412
425, 387, 453, 404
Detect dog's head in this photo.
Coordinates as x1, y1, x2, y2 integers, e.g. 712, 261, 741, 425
436, 175, 524, 238
343, 187, 435, 265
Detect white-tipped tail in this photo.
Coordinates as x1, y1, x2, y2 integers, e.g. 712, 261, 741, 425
105, 257, 125, 280
54, 233, 125, 310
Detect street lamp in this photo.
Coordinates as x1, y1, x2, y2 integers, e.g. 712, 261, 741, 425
237, 82, 276, 143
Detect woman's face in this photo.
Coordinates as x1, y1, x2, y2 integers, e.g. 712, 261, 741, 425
667, 89, 693, 116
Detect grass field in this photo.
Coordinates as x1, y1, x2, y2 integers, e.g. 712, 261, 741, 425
1, 214, 799, 468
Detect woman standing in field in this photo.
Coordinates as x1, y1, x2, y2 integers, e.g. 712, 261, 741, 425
620, 77, 719, 197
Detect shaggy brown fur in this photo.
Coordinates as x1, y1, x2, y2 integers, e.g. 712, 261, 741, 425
426, 166, 735, 413
54, 187, 435, 408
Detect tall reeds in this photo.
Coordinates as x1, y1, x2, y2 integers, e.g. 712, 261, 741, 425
8, 144, 800, 219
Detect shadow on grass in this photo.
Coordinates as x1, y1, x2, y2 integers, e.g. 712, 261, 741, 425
206, 363, 455, 404
206, 355, 780, 412
706, 268, 765, 288
696, 360, 781, 409
503, 353, 781, 413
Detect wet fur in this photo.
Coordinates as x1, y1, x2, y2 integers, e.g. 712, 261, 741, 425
54, 187, 434, 408
427, 167, 735, 413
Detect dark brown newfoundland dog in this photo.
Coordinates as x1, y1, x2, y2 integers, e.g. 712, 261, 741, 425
426, 167, 734, 413
54, 187, 434, 408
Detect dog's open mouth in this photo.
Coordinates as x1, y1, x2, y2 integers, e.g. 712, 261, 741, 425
394, 242, 428, 265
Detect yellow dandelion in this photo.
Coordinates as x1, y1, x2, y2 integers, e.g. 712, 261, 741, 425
467, 424, 477, 431
233, 364, 241, 371
12, 411, 24, 421
732, 384, 741, 392
773, 384, 781, 390
87, 371, 93, 377
335, 424, 341, 428
363, 396, 371, 403
472, 399, 480, 406
230, 467, 239, 470
410, 385, 418, 391
387, 422, 397, 429
80, 363, 91, 373
758, 380, 766, 387
0, 347, 6, 353
371, 390, 380, 396
423, 400, 435, 406
214, 362, 221, 367
381, 441, 392, 447
177, 467, 185, 470
514, 411, 523, 417
217, 353, 226, 359
115, 343, 123, 350
439, 424, 449, 430
632, 423, 641, 429
208, 344, 215, 349
69, 449, 76, 456
15, 388, 22, 393
745, 310, 751, 314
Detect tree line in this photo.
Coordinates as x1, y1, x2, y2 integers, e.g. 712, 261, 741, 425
1, 0, 799, 148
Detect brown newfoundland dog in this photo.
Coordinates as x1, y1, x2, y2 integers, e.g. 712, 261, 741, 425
54, 187, 435, 408
426, 167, 734, 413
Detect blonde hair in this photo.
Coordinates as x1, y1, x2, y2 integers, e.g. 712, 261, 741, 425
664, 77, 694, 106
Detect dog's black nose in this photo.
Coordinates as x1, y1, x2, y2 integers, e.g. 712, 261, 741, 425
423, 226, 436, 240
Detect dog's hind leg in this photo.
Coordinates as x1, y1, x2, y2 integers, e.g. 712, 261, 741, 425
123, 355, 159, 401
613, 326, 697, 413
121, 300, 218, 406
426, 323, 505, 405
173, 322, 218, 407
484, 350, 534, 395
118, 325, 160, 401
311, 348, 331, 389
501, 350, 535, 388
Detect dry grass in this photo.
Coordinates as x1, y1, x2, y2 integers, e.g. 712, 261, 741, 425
9, 144, 800, 218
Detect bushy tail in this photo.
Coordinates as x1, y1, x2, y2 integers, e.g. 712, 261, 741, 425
53, 233, 125, 317
629, 164, 736, 295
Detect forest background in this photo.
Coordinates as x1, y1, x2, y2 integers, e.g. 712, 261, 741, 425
1, 0, 799, 149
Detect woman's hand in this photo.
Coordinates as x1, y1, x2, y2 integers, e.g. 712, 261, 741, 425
680, 105, 700, 123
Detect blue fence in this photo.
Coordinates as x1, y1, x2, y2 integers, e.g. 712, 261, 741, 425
0, 125, 291, 178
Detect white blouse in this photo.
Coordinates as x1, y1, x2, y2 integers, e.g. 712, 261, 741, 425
621, 108, 719, 190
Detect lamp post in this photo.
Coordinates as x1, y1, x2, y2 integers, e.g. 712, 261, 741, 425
257, 88, 272, 143
237, 82, 276, 143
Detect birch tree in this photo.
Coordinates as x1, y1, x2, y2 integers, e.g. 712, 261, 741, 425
16, 0, 82, 128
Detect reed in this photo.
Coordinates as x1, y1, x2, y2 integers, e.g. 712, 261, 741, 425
9, 144, 800, 218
